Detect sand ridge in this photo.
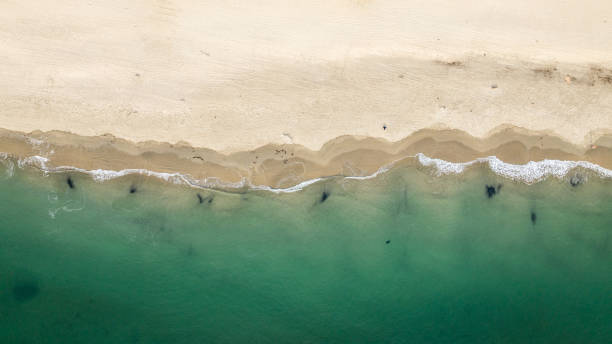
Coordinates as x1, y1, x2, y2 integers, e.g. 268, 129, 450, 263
1, 1, 611, 153
1, 127, 611, 189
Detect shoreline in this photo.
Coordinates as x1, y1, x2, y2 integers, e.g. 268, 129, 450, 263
2, 127, 611, 191
2, 1, 611, 190
3, 54, 612, 153
2, 1, 612, 154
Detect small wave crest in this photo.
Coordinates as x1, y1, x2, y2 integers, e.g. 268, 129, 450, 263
416, 153, 612, 183
2, 152, 611, 193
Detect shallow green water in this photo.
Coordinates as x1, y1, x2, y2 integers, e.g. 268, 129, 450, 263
0, 162, 611, 343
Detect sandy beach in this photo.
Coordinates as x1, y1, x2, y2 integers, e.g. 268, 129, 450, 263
1, 0, 611, 186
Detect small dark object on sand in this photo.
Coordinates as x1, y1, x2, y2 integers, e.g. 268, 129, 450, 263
531, 212, 537, 224
66, 176, 74, 189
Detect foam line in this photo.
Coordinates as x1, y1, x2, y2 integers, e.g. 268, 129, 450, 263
416, 153, 612, 183
2, 153, 611, 193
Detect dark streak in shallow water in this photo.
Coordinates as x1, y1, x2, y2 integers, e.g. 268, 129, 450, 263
197, 193, 213, 204
485, 185, 496, 198
320, 191, 329, 203
531, 212, 537, 225
485, 184, 503, 198
66, 176, 74, 189
129, 185, 137, 194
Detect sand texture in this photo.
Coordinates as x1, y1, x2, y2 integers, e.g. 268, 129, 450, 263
1, 0, 611, 183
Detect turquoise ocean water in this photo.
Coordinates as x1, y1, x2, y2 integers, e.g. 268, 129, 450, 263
0, 159, 611, 343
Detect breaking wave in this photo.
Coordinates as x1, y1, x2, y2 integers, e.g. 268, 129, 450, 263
3, 153, 611, 193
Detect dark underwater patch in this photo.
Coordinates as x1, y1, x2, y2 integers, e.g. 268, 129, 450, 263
13, 280, 40, 302
485, 185, 496, 198
129, 185, 137, 194
531, 212, 537, 225
320, 191, 329, 203
485, 184, 502, 198
570, 173, 584, 187
386, 240, 391, 244
66, 176, 75, 189
197, 193, 213, 204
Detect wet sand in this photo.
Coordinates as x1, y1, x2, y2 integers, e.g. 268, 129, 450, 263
1, 1, 612, 153
1, 1, 611, 187
1, 127, 611, 189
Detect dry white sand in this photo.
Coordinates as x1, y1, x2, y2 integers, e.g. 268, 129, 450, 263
1, 0, 611, 152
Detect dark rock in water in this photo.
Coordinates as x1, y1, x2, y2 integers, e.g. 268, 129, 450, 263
531, 212, 537, 224
570, 173, 584, 187
129, 185, 137, 194
320, 191, 329, 203
197, 193, 203, 204
66, 176, 74, 189
385, 240, 391, 244
485, 185, 496, 198
13, 281, 39, 302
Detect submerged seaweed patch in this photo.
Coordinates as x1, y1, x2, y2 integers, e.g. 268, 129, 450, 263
197, 193, 213, 204
570, 173, 584, 187
186, 244, 195, 257
66, 176, 74, 189
13, 280, 40, 302
485, 185, 496, 198
320, 191, 329, 203
485, 184, 502, 198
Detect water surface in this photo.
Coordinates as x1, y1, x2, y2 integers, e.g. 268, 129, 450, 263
0, 161, 610, 343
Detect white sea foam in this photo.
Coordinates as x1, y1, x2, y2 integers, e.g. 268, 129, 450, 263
416, 153, 612, 183
250, 177, 326, 193
2, 152, 611, 193
26, 137, 45, 146
0, 153, 15, 179
17, 155, 50, 169
345, 157, 402, 181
